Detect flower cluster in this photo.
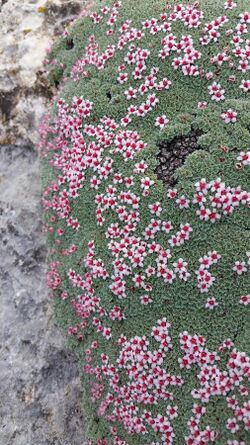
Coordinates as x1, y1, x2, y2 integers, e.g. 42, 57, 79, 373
182, 178, 250, 222
221, 109, 238, 123
208, 81, 225, 102
195, 250, 221, 296
180, 332, 250, 444
201, 14, 229, 45
46, 261, 61, 290
233, 251, 250, 276
71, 35, 116, 79
64, 0, 249, 103
42, 1, 250, 444
84, 324, 250, 445
84, 320, 183, 444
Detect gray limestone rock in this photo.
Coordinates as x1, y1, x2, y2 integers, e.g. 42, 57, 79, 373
0, 0, 84, 146
0, 146, 87, 445
0, 1, 94, 443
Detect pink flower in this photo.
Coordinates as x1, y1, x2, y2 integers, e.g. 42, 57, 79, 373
134, 160, 148, 174
120, 115, 131, 126
166, 405, 178, 419
167, 188, 177, 199
176, 195, 190, 209
124, 176, 134, 187
155, 115, 169, 129
157, 78, 172, 91
208, 250, 221, 264
140, 295, 153, 305
193, 192, 206, 205
205, 297, 218, 309
90, 11, 103, 24
240, 79, 250, 92
109, 306, 125, 321
173, 258, 188, 272
118, 64, 126, 72
213, 51, 229, 66
124, 87, 137, 100
106, 29, 114, 36
141, 177, 155, 191
90, 176, 101, 189
147, 93, 159, 107
236, 23, 248, 35
212, 89, 225, 101
145, 265, 156, 277
226, 418, 239, 433
224, 0, 237, 9
221, 109, 238, 123
195, 178, 209, 194
47, 263, 61, 289
101, 6, 110, 14
197, 207, 221, 222
103, 327, 112, 339
236, 61, 248, 76
240, 11, 250, 23
198, 101, 208, 110
237, 150, 250, 166
162, 221, 173, 234
233, 261, 247, 275
208, 81, 225, 101
117, 72, 128, 84
239, 295, 250, 306
149, 202, 162, 216
60, 291, 68, 300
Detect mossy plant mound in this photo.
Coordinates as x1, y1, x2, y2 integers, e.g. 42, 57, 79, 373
41, 1, 250, 444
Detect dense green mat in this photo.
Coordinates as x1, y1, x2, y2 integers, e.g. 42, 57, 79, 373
41, 1, 250, 444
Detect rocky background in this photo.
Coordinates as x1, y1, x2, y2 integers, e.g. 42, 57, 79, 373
0, 1, 90, 444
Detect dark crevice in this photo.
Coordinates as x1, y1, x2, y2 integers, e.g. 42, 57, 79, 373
0, 88, 19, 121
66, 38, 74, 50
156, 129, 203, 187
33, 71, 54, 99
47, 2, 82, 35
106, 91, 112, 101
48, 2, 81, 17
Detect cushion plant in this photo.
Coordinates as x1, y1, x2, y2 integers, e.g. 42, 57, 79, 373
41, 1, 250, 444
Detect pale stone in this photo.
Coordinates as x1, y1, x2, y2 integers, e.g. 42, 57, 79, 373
0, 1, 90, 444
0, 0, 84, 145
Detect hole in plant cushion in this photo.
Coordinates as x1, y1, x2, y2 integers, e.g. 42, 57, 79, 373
156, 129, 203, 187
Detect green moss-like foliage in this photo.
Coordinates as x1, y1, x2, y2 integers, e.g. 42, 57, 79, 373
41, 1, 250, 444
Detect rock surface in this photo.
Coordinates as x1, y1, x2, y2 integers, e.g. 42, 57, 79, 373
0, 0, 83, 146
0, 0, 91, 444
0, 145, 87, 445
